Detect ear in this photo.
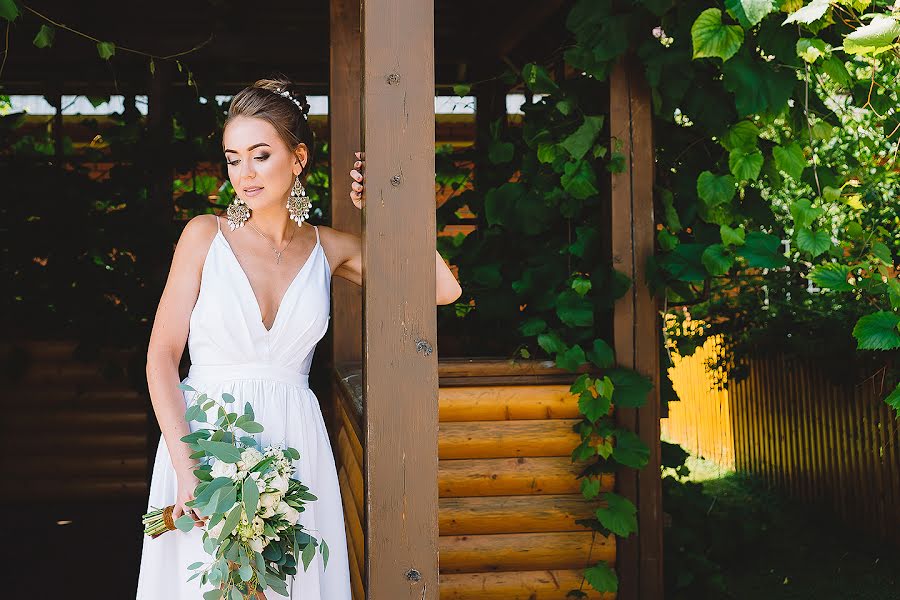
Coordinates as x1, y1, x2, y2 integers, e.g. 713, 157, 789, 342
293, 143, 308, 175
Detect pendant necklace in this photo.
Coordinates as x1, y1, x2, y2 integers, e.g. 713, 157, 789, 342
246, 219, 296, 264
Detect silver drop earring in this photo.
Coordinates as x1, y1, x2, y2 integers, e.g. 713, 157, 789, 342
226, 195, 251, 231
286, 174, 311, 226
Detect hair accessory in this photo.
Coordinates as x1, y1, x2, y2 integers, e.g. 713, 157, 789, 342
275, 88, 310, 116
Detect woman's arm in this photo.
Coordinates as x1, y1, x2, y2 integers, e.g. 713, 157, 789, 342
145, 214, 218, 477
335, 151, 463, 305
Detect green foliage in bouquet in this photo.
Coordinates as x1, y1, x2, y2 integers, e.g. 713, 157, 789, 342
177, 383, 329, 599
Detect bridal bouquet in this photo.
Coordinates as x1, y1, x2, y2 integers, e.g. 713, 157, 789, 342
142, 383, 329, 598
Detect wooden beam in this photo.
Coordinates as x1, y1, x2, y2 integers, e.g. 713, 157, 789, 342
361, 0, 439, 598
330, 0, 363, 451
610, 55, 663, 600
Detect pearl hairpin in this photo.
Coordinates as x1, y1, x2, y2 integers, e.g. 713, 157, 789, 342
276, 88, 307, 114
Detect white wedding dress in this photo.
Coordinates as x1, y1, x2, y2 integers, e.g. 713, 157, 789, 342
136, 217, 352, 599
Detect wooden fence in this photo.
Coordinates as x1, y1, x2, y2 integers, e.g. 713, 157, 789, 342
663, 336, 900, 544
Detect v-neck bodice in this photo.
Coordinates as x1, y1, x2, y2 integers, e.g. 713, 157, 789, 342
187, 217, 332, 372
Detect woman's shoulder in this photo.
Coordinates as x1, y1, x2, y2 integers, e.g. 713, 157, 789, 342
172, 214, 221, 272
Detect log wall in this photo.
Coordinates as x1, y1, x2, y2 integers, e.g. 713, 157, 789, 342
334, 359, 617, 600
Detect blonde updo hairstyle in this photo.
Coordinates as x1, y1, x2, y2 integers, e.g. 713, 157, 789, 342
224, 76, 316, 183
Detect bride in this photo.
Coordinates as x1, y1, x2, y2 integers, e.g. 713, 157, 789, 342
136, 76, 462, 599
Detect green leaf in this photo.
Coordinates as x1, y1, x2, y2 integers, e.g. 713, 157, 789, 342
739, 231, 787, 268
872, 242, 893, 266
238, 420, 265, 434
197, 439, 243, 463
0, 0, 19, 21
773, 142, 806, 180
596, 492, 638, 537
561, 159, 599, 199
301, 539, 317, 570
522, 63, 559, 94
702, 243, 735, 275
790, 198, 823, 228
808, 263, 854, 291
607, 369, 652, 408
691, 8, 745, 62
174, 514, 196, 533
484, 183, 524, 226
821, 56, 851, 86
556, 289, 594, 327
795, 228, 831, 257
796, 38, 827, 63
452, 84, 471, 96
581, 476, 602, 500
203, 590, 224, 600
722, 54, 796, 116
843, 15, 900, 55
726, 0, 776, 29
584, 561, 618, 593
729, 148, 763, 181
612, 429, 650, 468
519, 317, 547, 337
571, 276, 592, 297
579, 388, 611, 422
242, 475, 260, 518
556, 344, 587, 371
720, 224, 746, 246
658, 229, 679, 251
662, 244, 708, 282
697, 171, 737, 207
220, 504, 243, 540
561, 116, 604, 160
783, 0, 830, 25
33, 24, 55, 49
488, 140, 514, 164
852, 311, 900, 350
537, 331, 567, 355
96, 41, 116, 60
721, 120, 760, 152
586, 338, 615, 369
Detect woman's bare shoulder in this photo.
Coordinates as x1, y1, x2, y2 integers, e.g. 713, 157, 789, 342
174, 213, 221, 273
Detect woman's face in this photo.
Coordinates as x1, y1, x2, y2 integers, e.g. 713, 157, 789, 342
222, 115, 307, 212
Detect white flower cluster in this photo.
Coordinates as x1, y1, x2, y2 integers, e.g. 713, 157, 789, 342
206, 444, 301, 552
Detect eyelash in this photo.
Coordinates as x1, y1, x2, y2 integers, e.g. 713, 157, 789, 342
226, 154, 269, 166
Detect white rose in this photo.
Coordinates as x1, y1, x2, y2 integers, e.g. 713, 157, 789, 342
210, 460, 238, 480
277, 500, 301, 525
268, 474, 290, 494
240, 448, 265, 471
259, 492, 280, 518
248, 536, 265, 553
252, 515, 265, 535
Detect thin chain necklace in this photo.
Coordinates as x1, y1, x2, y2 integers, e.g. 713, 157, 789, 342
246, 219, 296, 264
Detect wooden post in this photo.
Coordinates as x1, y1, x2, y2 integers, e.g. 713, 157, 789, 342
360, 0, 439, 598
330, 0, 363, 367
610, 55, 663, 600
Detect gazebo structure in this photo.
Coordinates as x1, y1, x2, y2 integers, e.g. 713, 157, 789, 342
1, 0, 662, 598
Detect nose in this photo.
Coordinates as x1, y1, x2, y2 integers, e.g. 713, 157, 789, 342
240, 158, 256, 180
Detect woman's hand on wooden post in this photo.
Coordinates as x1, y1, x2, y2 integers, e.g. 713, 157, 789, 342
350, 151, 365, 209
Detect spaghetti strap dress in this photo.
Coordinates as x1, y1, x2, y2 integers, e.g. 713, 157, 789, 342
136, 217, 352, 600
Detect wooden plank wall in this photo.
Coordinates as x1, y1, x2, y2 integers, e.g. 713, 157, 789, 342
663, 337, 900, 543
0, 340, 147, 500
333, 362, 618, 600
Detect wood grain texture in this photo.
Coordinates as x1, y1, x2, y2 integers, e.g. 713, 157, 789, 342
439, 530, 615, 573
439, 569, 615, 600
439, 385, 581, 421
361, 0, 439, 596
438, 457, 614, 497
439, 494, 598, 535
610, 55, 662, 600
438, 419, 581, 458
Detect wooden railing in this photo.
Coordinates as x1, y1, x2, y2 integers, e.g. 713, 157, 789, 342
663, 337, 900, 543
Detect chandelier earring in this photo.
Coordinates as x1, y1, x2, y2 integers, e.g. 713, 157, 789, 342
286, 173, 312, 226
226, 194, 251, 231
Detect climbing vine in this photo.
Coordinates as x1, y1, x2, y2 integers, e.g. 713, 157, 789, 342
441, 0, 900, 595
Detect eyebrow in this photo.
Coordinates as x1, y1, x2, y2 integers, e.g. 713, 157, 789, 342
223, 142, 271, 154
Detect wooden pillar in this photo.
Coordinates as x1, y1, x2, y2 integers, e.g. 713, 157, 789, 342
330, 0, 363, 369
610, 55, 663, 600
360, 0, 439, 596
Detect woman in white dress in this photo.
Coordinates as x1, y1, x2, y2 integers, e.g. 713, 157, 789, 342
136, 76, 462, 599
